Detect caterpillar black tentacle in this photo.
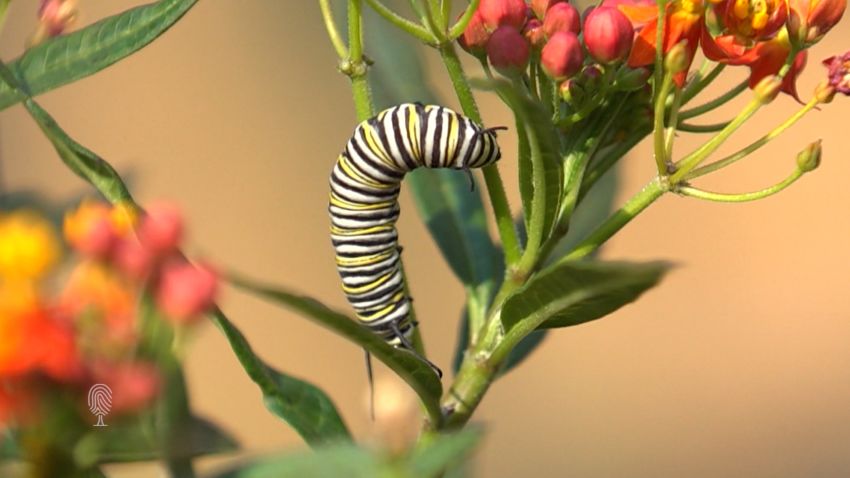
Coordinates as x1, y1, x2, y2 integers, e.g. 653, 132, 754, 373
329, 103, 503, 376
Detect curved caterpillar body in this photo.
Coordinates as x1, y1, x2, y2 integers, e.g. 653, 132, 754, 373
329, 103, 502, 354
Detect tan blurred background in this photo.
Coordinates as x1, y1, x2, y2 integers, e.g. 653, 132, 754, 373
2, 2, 850, 477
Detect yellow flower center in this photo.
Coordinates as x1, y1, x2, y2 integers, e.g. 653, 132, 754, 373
0, 211, 60, 283
733, 0, 773, 32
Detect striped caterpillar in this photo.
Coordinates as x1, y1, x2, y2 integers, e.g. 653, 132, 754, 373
329, 103, 503, 375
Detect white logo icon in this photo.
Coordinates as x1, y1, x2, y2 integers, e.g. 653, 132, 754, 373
87, 384, 112, 427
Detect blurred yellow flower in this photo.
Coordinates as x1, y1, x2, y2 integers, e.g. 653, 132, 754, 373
0, 211, 60, 283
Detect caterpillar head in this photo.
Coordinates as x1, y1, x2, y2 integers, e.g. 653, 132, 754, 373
463, 125, 506, 169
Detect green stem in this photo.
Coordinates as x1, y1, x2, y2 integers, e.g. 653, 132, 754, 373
348, 0, 375, 120
653, 70, 674, 174
439, 43, 522, 266
670, 96, 762, 183
679, 79, 748, 120
364, 0, 435, 43
0, 0, 10, 36
676, 169, 804, 202
677, 120, 731, 133
653, 0, 666, 100
664, 86, 683, 162
319, 0, 349, 58
681, 63, 725, 105
684, 97, 819, 179
448, 0, 481, 39
562, 178, 666, 262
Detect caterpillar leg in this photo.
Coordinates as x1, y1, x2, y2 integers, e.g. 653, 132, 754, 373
364, 349, 375, 421
390, 321, 443, 378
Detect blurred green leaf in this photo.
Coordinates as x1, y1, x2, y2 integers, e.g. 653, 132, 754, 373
210, 429, 483, 478
70, 415, 237, 466
210, 444, 380, 478
210, 309, 352, 446
408, 428, 483, 477
502, 261, 671, 331
0, 0, 199, 111
227, 275, 444, 426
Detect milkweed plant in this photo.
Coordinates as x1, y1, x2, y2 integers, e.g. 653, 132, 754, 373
0, 0, 846, 476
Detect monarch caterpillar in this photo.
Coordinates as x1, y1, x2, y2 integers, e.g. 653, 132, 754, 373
329, 103, 503, 376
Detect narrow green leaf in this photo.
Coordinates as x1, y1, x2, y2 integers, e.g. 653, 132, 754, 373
209, 444, 380, 478
24, 99, 133, 204
228, 275, 444, 426
408, 428, 483, 477
210, 309, 352, 446
479, 79, 562, 242
0, 0, 199, 111
502, 261, 671, 332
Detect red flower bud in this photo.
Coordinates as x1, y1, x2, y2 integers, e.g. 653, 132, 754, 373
523, 18, 546, 48
90, 361, 160, 414
542, 2, 582, 37
583, 7, 634, 64
479, 0, 528, 29
156, 259, 219, 323
541, 31, 584, 80
459, 11, 491, 57
788, 0, 846, 45
531, 0, 566, 19
113, 238, 153, 280
487, 26, 531, 74
138, 203, 184, 260
64, 201, 118, 258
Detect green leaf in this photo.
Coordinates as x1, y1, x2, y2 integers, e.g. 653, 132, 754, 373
69, 415, 238, 466
227, 275, 444, 426
481, 80, 562, 243
408, 428, 483, 477
502, 261, 671, 332
210, 309, 352, 446
22, 99, 134, 204
210, 444, 381, 478
0, 0, 199, 111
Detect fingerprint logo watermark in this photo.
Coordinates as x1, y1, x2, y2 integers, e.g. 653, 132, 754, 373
88, 383, 112, 427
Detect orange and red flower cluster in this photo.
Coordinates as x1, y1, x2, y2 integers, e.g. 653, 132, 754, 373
0, 201, 218, 428
460, 0, 846, 99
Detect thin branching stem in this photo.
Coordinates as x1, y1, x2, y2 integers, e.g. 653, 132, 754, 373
365, 0, 435, 42
319, 0, 349, 58
676, 169, 804, 202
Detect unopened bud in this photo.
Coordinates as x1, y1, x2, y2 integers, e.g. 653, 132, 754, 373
487, 26, 531, 75
615, 66, 651, 90
458, 11, 491, 57
479, 0, 528, 30
814, 81, 836, 103
542, 2, 581, 36
796, 140, 822, 172
523, 18, 546, 48
583, 7, 634, 64
541, 31, 583, 80
531, 0, 566, 19
559, 78, 585, 103
753, 74, 782, 103
664, 42, 689, 74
